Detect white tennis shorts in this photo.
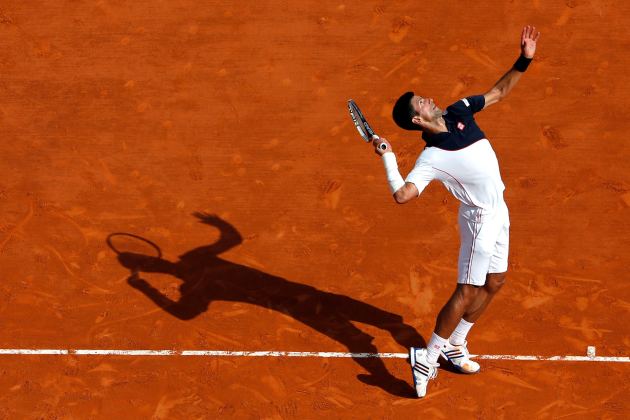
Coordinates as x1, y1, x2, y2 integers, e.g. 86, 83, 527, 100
457, 201, 510, 286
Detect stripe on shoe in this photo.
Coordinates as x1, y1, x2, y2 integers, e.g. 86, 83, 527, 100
413, 364, 429, 375
414, 364, 429, 373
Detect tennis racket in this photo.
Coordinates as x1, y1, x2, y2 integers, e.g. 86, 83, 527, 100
347, 99, 388, 151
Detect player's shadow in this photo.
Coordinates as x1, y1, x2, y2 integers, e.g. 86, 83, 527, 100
109, 213, 425, 398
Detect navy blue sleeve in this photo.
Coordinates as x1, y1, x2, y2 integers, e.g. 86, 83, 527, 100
446, 95, 486, 116
463, 95, 485, 113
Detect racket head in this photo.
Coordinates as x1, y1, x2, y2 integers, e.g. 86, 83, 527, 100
106, 233, 162, 258
348, 99, 377, 142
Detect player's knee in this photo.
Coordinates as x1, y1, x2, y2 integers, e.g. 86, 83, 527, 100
455, 284, 483, 305
485, 272, 507, 294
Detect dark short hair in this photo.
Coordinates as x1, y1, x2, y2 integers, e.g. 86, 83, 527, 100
392, 91, 421, 131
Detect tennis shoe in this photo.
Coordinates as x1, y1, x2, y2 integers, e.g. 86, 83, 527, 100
441, 341, 480, 374
409, 347, 439, 398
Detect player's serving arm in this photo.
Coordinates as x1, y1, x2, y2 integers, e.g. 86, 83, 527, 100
373, 25, 540, 203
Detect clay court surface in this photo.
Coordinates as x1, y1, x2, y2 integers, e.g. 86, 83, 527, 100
0, 0, 629, 418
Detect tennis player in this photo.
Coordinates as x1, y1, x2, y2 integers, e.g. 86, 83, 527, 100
373, 26, 540, 398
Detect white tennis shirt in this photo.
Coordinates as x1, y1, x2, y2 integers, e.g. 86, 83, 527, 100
405, 139, 506, 218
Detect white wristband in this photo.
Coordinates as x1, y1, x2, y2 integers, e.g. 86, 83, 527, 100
381, 152, 405, 194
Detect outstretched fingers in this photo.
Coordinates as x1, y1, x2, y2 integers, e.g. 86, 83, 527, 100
521, 25, 541, 43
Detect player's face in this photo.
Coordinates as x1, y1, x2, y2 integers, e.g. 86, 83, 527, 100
412, 96, 442, 121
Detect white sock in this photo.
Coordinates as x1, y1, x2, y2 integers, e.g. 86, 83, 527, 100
449, 318, 474, 346
426, 332, 448, 364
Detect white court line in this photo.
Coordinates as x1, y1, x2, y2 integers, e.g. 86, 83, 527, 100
0, 349, 69, 355
0, 349, 627, 362
75, 349, 175, 356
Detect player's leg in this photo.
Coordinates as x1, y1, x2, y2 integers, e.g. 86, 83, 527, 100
410, 283, 482, 396
446, 209, 499, 335
410, 208, 503, 396
463, 205, 510, 323
442, 207, 510, 372
437, 209, 503, 374
434, 283, 484, 338
461, 272, 506, 322
433, 284, 485, 371
411, 210, 488, 396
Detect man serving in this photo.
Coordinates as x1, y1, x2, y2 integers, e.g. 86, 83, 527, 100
373, 25, 540, 398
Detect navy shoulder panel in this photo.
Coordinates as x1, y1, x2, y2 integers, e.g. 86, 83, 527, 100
422, 95, 487, 150
447, 95, 485, 116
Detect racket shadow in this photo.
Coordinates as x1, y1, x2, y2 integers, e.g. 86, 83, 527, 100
110, 212, 426, 398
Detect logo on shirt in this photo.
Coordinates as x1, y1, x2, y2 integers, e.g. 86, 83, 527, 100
457, 122, 465, 131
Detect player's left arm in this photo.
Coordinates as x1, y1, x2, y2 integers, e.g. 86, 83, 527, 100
483, 25, 541, 108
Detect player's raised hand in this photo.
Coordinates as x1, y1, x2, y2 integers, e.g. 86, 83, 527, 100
372, 137, 391, 156
521, 25, 540, 59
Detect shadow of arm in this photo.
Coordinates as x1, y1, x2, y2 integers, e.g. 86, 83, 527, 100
181, 213, 243, 258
